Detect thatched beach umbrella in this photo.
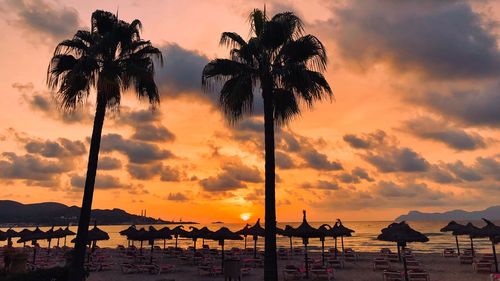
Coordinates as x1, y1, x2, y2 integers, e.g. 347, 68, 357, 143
186, 226, 201, 252
16, 229, 32, 247
278, 225, 295, 255
440, 221, 465, 255
0, 230, 5, 242
207, 227, 242, 270
170, 225, 188, 249
476, 218, 500, 273
18, 227, 46, 263
247, 219, 266, 258
452, 222, 480, 257
71, 223, 109, 262
120, 225, 137, 247
62, 226, 75, 247
52, 227, 67, 247
198, 226, 214, 247
127, 227, 148, 254
158, 226, 172, 249
334, 219, 354, 253
4, 228, 19, 244
290, 210, 323, 279
237, 223, 251, 249
377, 221, 429, 281
44, 226, 57, 253
146, 226, 171, 263
318, 224, 331, 264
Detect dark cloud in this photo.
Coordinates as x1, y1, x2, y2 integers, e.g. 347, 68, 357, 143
70, 174, 128, 190
166, 192, 188, 202
447, 161, 484, 182
222, 162, 263, 183
417, 85, 500, 128
403, 116, 486, 150
343, 130, 386, 149
275, 151, 297, 169
24, 138, 86, 158
131, 124, 175, 142
100, 134, 174, 164
337, 167, 374, 183
156, 43, 210, 97
113, 108, 162, 126
302, 180, 340, 190
199, 173, 246, 192
330, 0, 500, 79
352, 167, 374, 182
0, 152, 71, 186
300, 148, 343, 171
426, 165, 458, 184
375, 181, 447, 201
160, 166, 182, 182
4, 0, 80, 42
127, 163, 162, 180
98, 156, 122, 170
364, 147, 430, 173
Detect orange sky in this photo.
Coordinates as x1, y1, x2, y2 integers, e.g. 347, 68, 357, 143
0, 0, 499, 223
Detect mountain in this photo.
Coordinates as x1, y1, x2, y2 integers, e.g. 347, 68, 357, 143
0, 200, 177, 226
395, 206, 500, 221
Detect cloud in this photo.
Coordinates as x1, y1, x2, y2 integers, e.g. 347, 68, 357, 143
302, 180, 340, 190
131, 124, 176, 142
0, 152, 71, 187
100, 133, 174, 164
24, 138, 86, 158
343, 130, 387, 149
300, 148, 343, 171
403, 116, 487, 150
222, 161, 263, 183
166, 192, 189, 202
70, 173, 128, 190
364, 147, 429, 173
160, 166, 182, 182
275, 151, 297, 169
337, 167, 374, 183
126, 163, 183, 181
156, 43, 210, 98
417, 85, 500, 128
199, 173, 246, 192
330, 0, 500, 79
97, 156, 122, 170
3, 0, 80, 42
375, 181, 447, 201
447, 161, 484, 182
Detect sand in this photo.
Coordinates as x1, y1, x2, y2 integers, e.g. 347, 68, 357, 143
86, 249, 498, 281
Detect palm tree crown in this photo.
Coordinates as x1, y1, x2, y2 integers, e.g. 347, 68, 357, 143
202, 9, 332, 124
47, 10, 162, 110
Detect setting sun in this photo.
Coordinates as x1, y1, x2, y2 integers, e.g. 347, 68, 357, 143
240, 213, 252, 221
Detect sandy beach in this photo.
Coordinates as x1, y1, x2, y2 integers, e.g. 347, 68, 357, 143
80, 248, 497, 281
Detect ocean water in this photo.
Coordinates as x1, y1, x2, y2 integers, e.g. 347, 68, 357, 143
2, 220, 497, 254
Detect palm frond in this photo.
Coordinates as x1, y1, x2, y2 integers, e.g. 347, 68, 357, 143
220, 32, 247, 49
202, 59, 254, 93
219, 74, 254, 124
278, 35, 327, 71
273, 89, 300, 125
249, 9, 265, 36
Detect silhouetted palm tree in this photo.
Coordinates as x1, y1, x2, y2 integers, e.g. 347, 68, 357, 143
202, 9, 331, 281
47, 10, 162, 281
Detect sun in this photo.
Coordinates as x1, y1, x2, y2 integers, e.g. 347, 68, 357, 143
240, 213, 252, 221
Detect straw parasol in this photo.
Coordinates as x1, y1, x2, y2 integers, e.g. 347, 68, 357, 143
170, 225, 188, 249
317, 224, 331, 264
147, 226, 171, 263
476, 218, 500, 273
377, 221, 429, 281
207, 227, 242, 270
0, 230, 5, 242
16, 228, 32, 247
44, 226, 57, 253
452, 222, 480, 257
277, 225, 295, 255
198, 226, 214, 247
127, 227, 149, 254
237, 223, 251, 249
290, 210, 323, 279
333, 219, 354, 253
120, 225, 137, 247
18, 227, 46, 263
4, 228, 19, 244
157, 226, 172, 250
52, 227, 67, 247
440, 221, 465, 255
247, 219, 266, 258
62, 226, 75, 247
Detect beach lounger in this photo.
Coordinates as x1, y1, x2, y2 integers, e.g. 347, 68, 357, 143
490, 273, 500, 281
408, 270, 430, 281
473, 261, 493, 273
442, 248, 455, 257
383, 270, 404, 281
159, 263, 176, 273
387, 253, 400, 262
283, 265, 302, 280
310, 267, 334, 281
327, 257, 345, 269
406, 260, 421, 270
121, 263, 138, 274
459, 255, 473, 264
373, 259, 391, 271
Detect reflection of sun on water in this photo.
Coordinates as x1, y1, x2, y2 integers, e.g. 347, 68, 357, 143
240, 213, 251, 221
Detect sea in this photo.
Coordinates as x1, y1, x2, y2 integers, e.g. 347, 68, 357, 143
1, 221, 496, 254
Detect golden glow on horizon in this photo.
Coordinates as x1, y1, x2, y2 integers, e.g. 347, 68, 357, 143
240, 213, 252, 221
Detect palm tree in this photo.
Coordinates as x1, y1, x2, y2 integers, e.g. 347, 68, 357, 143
202, 9, 332, 281
47, 10, 162, 281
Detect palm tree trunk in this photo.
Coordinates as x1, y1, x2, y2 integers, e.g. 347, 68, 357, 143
263, 87, 278, 281
68, 94, 107, 281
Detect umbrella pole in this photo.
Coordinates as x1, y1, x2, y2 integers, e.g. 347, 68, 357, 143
492, 240, 498, 273
253, 236, 257, 259
57, 238, 60, 248
401, 244, 409, 281
140, 241, 143, 254
48, 239, 51, 254
202, 238, 205, 247
150, 242, 154, 264
321, 239, 325, 265
33, 244, 37, 264
244, 236, 247, 250
289, 237, 293, 256
163, 239, 166, 250
64, 236, 67, 247
304, 241, 309, 279
175, 235, 178, 249
470, 236, 474, 257
341, 236, 345, 254
455, 235, 460, 256
193, 239, 196, 253
334, 237, 338, 258
221, 240, 225, 272
397, 244, 401, 262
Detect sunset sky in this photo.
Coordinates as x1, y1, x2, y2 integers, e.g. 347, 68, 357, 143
0, 0, 499, 223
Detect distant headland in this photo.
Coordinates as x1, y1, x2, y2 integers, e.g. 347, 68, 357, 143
395, 205, 500, 221
0, 200, 198, 227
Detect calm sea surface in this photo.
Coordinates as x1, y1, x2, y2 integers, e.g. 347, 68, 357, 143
2, 220, 497, 254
